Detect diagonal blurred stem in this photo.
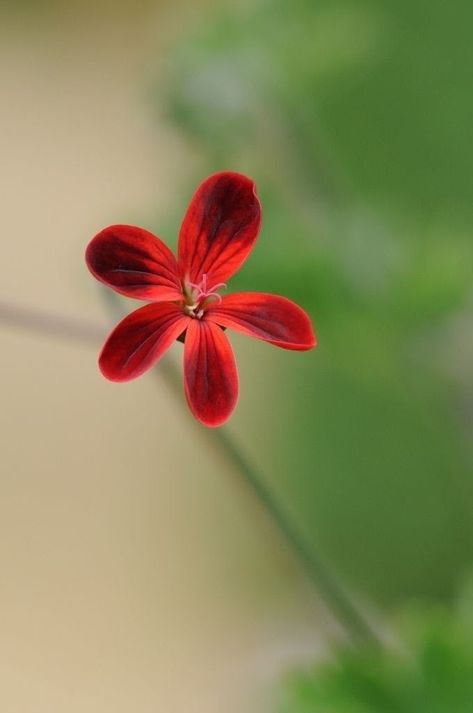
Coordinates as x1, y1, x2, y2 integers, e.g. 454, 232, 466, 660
0, 299, 105, 344
102, 290, 381, 649
162, 355, 381, 648
0, 295, 381, 648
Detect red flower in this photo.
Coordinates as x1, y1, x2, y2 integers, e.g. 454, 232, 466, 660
85, 172, 316, 427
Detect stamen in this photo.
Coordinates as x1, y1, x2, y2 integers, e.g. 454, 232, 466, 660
186, 274, 227, 305
203, 292, 222, 304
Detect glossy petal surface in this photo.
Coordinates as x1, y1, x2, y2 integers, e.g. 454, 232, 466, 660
100, 303, 189, 381
86, 225, 182, 301
178, 172, 261, 286
206, 292, 316, 350
184, 320, 238, 427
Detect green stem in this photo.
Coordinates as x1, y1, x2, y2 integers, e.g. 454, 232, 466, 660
104, 290, 381, 648
205, 417, 380, 648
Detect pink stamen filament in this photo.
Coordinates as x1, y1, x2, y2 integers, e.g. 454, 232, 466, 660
188, 273, 227, 307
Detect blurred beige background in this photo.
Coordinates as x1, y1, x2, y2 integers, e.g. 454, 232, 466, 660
0, 2, 331, 711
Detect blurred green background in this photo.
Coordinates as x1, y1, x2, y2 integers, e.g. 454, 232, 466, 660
156, 0, 473, 605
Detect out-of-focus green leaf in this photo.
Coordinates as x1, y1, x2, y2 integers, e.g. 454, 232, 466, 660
281, 580, 473, 712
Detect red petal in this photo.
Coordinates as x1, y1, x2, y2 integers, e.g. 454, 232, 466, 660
178, 172, 261, 286
99, 303, 189, 381
206, 292, 317, 350
184, 320, 239, 427
86, 225, 182, 301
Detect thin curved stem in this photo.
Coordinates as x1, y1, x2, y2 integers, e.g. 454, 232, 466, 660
103, 290, 382, 648
164, 355, 380, 647
0, 294, 381, 648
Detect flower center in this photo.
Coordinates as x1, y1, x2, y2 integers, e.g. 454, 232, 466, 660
182, 273, 226, 319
